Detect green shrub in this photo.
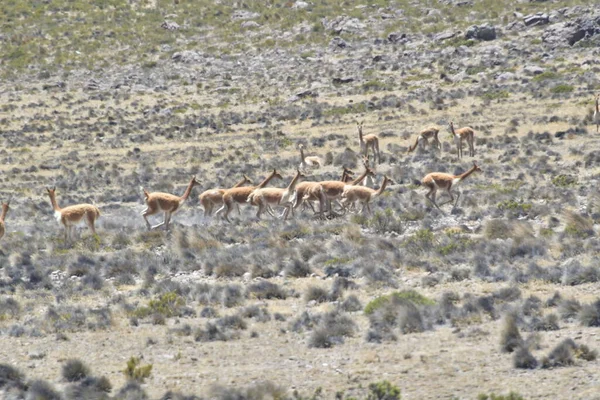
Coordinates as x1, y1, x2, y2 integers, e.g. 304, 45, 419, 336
367, 381, 401, 400
123, 357, 152, 383
551, 84, 574, 94
365, 290, 435, 315
131, 292, 185, 319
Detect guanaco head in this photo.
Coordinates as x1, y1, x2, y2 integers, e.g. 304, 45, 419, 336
296, 168, 306, 180
356, 121, 364, 136
448, 121, 456, 137
384, 175, 396, 185
190, 176, 201, 187
243, 174, 253, 184
271, 169, 284, 181
472, 161, 482, 173
46, 187, 56, 196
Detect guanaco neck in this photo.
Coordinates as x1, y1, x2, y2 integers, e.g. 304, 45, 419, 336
48, 192, 61, 212
596, 97, 599, 113
257, 170, 277, 189
179, 178, 197, 203
455, 165, 479, 183
374, 177, 389, 197
408, 137, 419, 153
0, 204, 8, 222
350, 169, 371, 186
358, 125, 364, 145
233, 176, 248, 188
450, 123, 457, 137
299, 147, 305, 162
287, 171, 302, 191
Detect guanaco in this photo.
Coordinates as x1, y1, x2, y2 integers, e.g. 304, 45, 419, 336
408, 127, 441, 153
199, 175, 252, 217
142, 176, 200, 231
0, 202, 9, 240
216, 169, 283, 222
357, 121, 380, 164
449, 121, 475, 159
47, 188, 101, 242
316, 166, 375, 217
594, 94, 600, 133
422, 161, 482, 212
341, 175, 394, 214
299, 144, 323, 171
248, 169, 305, 220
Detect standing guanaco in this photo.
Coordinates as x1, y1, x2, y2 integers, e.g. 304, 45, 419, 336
0, 202, 9, 240
449, 121, 475, 159
357, 121, 380, 164
47, 188, 101, 242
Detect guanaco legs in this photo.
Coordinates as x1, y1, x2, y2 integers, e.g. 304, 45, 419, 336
248, 169, 305, 220
316, 165, 375, 218
422, 161, 482, 213
449, 121, 475, 159
47, 188, 101, 242
142, 176, 200, 231
341, 175, 394, 214
0, 202, 9, 240
199, 175, 252, 217
216, 169, 283, 222
298, 144, 323, 171
293, 167, 354, 217
357, 121, 380, 165
594, 94, 600, 133
408, 127, 441, 153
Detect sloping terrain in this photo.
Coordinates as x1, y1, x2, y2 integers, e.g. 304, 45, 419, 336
1, 1, 600, 399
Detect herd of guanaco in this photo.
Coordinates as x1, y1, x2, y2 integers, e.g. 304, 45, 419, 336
1, 99, 597, 244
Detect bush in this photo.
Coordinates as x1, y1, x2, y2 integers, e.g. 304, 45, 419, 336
579, 299, 600, 327
0, 363, 25, 389
123, 357, 152, 383
541, 338, 577, 368
247, 281, 287, 299
340, 295, 363, 312
62, 359, 90, 382
478, 393, 524, 400
500, 313, 523, 353
513, 346, 538, 369
305, 286, 330, 303
367, 381, 401, 400
114, 381, 148, 400
364, 290, 434, 315
27, 380, 62, 400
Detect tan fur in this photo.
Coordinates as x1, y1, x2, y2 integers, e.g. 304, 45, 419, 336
142, 176, 200, 230
594, 94, 600, 133
357, 121, 380, 164
199, 175, 252, 217
299, 144, 323, 171
47, 188, 101, 242
293, 167, 354, 218
248, 169, 305, 219
0, 202, 9, 240
216, 169, 283, 222
408, 127, 441, 153
450, 121, 475, 159
317, 167, 375, 216
341, 176, 393, 214
422, 162, 482, 212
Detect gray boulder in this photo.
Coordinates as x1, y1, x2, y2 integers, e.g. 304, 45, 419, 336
465, 24, 497, 41
524, 13, 549, 26
542, 15, 600, 47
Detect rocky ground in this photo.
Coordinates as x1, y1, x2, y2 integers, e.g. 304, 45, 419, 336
1, 1, 600, 399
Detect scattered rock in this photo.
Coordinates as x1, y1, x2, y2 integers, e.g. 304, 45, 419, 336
231, 10, 260, 20
332, 77, 354, 85
330, 37, 348, 49
496, 72, 515, 81
322, 16, 366, 35
292, 1, 309, 9
465, 24, 497, 41
435, 31, 457, 41
241, 21, 260, 29
161, 20, 180, 31
524, 13, 550, 26
29, 351, 46, 360
542, 15, 600, 47
387, 32, 406, 43
523, 65, 545, 75
172, 50, 203, 63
